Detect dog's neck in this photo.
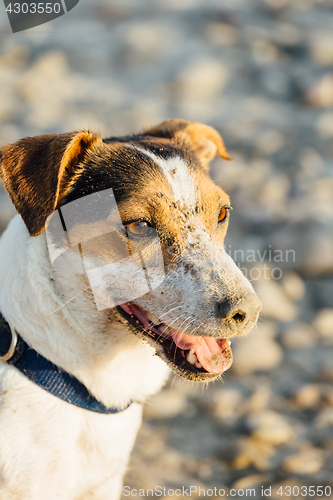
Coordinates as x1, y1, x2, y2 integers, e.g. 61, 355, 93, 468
0, 215, 170, 409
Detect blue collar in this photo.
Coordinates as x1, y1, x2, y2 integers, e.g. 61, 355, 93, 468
0, 312, 131, 414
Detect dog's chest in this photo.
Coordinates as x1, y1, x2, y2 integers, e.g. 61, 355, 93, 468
74, 404, 143, 493
0, 365, 142, 499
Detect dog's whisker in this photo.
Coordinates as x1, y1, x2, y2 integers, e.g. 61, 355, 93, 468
188, 322, 204, 337
160, 314, 183, 332
157, 300, 180, 312
47, 286, 91, 316
154, 305, 184, 321
181, 319, 196, 335
153, 302, 183, 318
178, 316, 193, 332
170, 374, 177, 391
155, 314, 184, 343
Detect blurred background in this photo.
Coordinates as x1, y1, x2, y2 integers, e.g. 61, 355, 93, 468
0, 0, 333, 496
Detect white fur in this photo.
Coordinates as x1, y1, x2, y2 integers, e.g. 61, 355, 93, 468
127, 145, 197, 208
0, 215, 170, 500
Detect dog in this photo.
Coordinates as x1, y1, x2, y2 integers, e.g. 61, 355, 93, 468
0, 119, 261, 500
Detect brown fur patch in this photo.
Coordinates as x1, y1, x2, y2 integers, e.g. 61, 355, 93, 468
0, 131, 101, 236
144, 119, 231, 171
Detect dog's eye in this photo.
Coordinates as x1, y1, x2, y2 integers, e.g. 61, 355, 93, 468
127, 221, 152, 236
218, 207, 230, 224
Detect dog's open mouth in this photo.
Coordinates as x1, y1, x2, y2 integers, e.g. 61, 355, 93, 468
117, 302, 233, 380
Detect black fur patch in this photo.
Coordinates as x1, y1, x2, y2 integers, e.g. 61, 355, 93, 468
62, 136, 201, 211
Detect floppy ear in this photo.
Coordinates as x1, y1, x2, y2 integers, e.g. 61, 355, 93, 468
0, 130, 101, 237
144, 119, 231, 171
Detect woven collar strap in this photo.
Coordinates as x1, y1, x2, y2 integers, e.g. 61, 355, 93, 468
0, 312, 131, 415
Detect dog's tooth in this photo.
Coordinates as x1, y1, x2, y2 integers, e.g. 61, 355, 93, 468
187, 349, 198, 365
227, 339, 232, 346
195, 361, 202, 369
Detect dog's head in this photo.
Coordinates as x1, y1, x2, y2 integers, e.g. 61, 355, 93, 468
0, 119, 261, 382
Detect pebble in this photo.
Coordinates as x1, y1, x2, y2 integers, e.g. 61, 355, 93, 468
310, 31, 333, 66
247, 385, 272, 414
126, 23, 173, 55
0, 44, 30, 67
233, 436, 275, 470
305, 232, 333, 276
232, 322, 283, 376
307, 74, 333, 108
318, 364, 333, 383
313, 309, 333, 339
323, 386, 333, 406
257, 174, 290, 209
205, 23, 240, 46
316, 112, 333, 138
315, 408, 333, 428
281, 322, 317, 349
255, 130, 285, 156
282, 447, 324, 474
299, 147, 323, 175
247, 411, 295, 446
210, 388, 243, 420
254, 277, 298, 322
294, 384, 321, 409
251, 39, 279, 64
177, 59, 229, 100
280, 271, 305, 302
273, 23, 301, 46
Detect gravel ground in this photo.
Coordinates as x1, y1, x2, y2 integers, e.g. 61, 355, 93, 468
0, 0, 333, 498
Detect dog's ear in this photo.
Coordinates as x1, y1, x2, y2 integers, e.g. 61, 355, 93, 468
0, 130, 101, 237
144, 119, 231, 171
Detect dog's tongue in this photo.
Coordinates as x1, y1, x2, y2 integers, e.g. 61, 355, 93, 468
168, 328, 232, 374
120, 302, 233, 375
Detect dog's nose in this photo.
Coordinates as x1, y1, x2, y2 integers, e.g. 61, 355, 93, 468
218, 299, 245, 323
217, 295, 261, 327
